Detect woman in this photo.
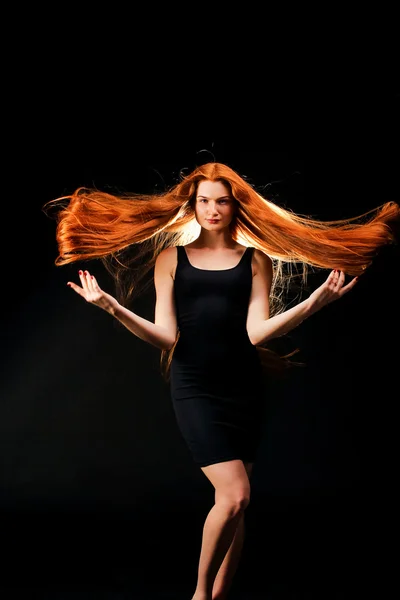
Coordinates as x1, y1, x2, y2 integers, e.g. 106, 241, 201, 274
44, 162, 399, 600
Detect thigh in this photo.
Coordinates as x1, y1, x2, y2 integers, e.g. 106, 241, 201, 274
201, 459, 251, 499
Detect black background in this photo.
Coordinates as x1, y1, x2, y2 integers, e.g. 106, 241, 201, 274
2, 82, 399, 599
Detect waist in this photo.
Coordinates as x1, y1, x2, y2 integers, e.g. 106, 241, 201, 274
173, 337, 259, 365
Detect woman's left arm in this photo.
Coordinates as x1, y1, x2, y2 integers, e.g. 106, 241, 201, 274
246, 251, 358, 345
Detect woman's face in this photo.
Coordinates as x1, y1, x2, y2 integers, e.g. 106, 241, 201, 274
194, 180, 236, 230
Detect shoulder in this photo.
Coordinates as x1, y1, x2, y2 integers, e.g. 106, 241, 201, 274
156, 246, 178, 260
155, 246, 178, 278
251, 248, 273, 277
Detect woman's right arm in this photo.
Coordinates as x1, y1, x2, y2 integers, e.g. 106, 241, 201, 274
67, 247, 178, 350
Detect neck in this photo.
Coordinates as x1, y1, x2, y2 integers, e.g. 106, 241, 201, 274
195, 228, 236, 249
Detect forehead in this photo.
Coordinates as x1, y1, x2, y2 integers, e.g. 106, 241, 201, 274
196, 179, 230, 198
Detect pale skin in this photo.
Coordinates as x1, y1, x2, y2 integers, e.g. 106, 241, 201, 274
67, 180, 359, 599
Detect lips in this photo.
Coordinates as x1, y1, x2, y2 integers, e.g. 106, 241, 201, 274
207, 219, 220, 223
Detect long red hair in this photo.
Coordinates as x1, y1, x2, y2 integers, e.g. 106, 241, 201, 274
44, 162, 400, 377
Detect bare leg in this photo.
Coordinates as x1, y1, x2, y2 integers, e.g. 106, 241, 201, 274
212, 462, 252, 600
191, 460, 251, 600
212, 512, 245, 600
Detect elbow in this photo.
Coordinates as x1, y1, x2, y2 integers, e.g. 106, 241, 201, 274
159, 340, 174, 351
163, 331, 178, 351
248, 330, 261, 346
248, 334, 257, 346
248, 326, 273, 346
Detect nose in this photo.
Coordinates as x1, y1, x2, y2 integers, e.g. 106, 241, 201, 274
207, 202, 219, 216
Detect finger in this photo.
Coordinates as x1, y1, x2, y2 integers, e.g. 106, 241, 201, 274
83, 270, 96, 292
326, 270, 336, 286
82, 270, 95, 292
339, 276, 359, 295
343, 276, 359, 292
67, 281, 86, 297
336, 270, 345, 288
328, 269, 339, 289
78, 270, 89, 289
90, 274, 101, 291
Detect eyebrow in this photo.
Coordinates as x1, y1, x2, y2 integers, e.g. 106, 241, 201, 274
196, 195, 232, 200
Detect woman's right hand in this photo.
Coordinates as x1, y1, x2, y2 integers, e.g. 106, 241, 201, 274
67, 270, 120, 314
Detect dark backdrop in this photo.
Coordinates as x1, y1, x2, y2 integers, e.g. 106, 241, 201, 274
2, 125, 399, 599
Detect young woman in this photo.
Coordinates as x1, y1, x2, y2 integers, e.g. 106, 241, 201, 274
44, 162, 399, 600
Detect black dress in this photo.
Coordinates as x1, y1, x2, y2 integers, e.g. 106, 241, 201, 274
170, 245, 267, 468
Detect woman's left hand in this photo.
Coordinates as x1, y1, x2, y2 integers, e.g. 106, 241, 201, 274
307, 269, 358, 315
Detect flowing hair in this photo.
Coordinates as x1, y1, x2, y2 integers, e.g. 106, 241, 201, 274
43, 162, 400, 378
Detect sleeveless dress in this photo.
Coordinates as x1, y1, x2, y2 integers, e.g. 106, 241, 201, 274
170, 245, 267, 467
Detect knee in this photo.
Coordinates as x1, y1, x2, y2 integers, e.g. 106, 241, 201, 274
237, 492, 250, 512
218, 490, 250, 516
